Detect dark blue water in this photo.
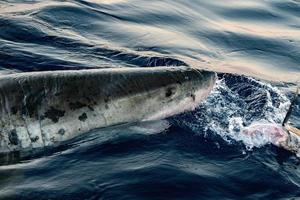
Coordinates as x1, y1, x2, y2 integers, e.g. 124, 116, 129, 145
0, 0, 300, 199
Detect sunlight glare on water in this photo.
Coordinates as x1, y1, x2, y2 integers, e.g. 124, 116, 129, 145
0, 0, 299, 81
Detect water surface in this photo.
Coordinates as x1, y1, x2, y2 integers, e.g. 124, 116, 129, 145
0, 0, 300, 199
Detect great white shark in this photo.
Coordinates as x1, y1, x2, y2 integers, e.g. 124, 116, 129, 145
0, 66, 216, 153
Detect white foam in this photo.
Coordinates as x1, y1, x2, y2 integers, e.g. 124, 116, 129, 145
176, 76, 292, 151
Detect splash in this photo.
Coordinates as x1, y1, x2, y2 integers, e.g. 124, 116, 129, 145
172, 74, 292, 151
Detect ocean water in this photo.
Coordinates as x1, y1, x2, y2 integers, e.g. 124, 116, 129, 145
0, 0, 300, 199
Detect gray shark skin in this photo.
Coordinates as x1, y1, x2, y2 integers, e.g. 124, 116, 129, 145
0, 66, 216, 152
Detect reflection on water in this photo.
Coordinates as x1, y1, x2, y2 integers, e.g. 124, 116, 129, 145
0, 0, 299, 81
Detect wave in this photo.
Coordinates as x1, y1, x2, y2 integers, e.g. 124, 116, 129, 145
1, 0, 299, 81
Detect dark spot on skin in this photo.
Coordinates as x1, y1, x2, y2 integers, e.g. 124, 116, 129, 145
9, 129, 18, 145
23, 91, 46, 118
176, 80, 182, 85
105, 104, 109, 109
57, 128, 65, 135
21, 106, 27, 116
165, 87, 175, 98
11, 106, 18, 115
44, 107, 65, 123
78, 128, 81, 131
190, 93, 196, 101
50, 137, 56, 142
87, 105, 94, 111
104, 97, 109, 103
78, 113, 87, 122
69, 101, 87, 110
30, 136, 39, 142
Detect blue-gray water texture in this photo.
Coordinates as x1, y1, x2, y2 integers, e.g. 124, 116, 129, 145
0, 0, 300, 199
